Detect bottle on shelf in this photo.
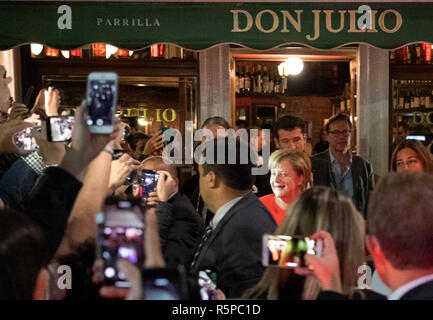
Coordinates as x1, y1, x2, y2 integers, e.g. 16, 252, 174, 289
244, 65, 251, 94
235, 64, 240, 94
262, 65, 270, 93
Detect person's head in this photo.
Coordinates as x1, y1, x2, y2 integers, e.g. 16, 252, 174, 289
244, 186, 365, 300
249, 125, 268, 153
268, 150, 311, 203
366, 172, 433, 290
141, 156, 179, 186
393, 121, 409, 145
0, 208, 50, 300
126, 132, 150, 160
235, 119, 248, 131
325, 113, 352, 154
198, 137, 256, 212
201, 116, 231, 139
0, 65, 13, 114
390, 139, 433, 173
273, 115, 307, 152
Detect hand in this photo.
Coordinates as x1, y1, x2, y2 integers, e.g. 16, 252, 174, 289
59, 100, 119, 181
155, 170, 178, 202
142, 134, 164, 157
146, 191, 160, 208
93, 259, 142, 300
44, 86, 61, 116
0, 119, 32, 153
295, 231, 342, 293
109, 153, 141, 192
8, 102, 30, 120
33, 122, 66, 165
214, 289, 227, 300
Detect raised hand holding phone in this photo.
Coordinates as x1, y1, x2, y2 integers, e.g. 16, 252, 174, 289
86, 72, 118, 134
296, 230, 342, 293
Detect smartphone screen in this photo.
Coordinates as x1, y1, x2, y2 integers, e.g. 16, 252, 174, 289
262, 234, 321, 270
139, 169, 160, 200
86, 72, 118, 133
198, 268, 217, 300
96, 197, 145, 287
142, 268, 188, 300
47, 116, 74, 142
14, 126, 40, 152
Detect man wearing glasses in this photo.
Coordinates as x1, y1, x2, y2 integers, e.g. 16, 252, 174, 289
311, 113, 374, 216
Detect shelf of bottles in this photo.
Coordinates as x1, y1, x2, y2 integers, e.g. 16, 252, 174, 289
390, 43, 432, 64
235, 62, 288, 96
392, 79, 433, 113
30, 43, 197, 60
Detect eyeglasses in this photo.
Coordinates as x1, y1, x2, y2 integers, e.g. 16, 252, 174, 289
328, 130, 351, 136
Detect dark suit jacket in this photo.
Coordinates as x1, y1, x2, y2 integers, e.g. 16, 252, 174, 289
157, 192, 205, 270
311, 150, 374, 215
400, 279, 433, 300
190, 192, 277, 298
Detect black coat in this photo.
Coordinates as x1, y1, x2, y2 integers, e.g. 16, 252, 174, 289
190, 192, 277, 298
157, 192, 204, 270
311, 150, 374, 216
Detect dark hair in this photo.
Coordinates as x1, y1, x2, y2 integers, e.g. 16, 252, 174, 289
367, 172, 433, 269
325, 113, 352, 133
201, 117, 231, 130
0, 208, 49, 300
55, 240, 102, 300
126, 132, 149, 151
273, 115, 305, 139
235, 119, 249, 129
397, 121, 409, 132
200, 137, 256, 191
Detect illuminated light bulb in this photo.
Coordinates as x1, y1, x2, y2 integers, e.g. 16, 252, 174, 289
61, 50, 70, 59
138, 118, 149, 126
31, 43, 44, 56
106, 44, 118, 59
129, 51, 133, 56
278, 57, 304, 77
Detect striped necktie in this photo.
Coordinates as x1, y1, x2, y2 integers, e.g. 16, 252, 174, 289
190, 224, 213, 270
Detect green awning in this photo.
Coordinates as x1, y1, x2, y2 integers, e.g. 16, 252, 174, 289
0, 1, 431, 51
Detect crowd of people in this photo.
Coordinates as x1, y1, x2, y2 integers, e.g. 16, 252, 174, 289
0, 72, 433, 300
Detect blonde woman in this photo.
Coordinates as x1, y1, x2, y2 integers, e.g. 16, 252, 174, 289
259, 150, 312, 224
244, 186, 365, 300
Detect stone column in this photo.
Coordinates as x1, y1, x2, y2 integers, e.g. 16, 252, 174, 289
357, 44, 390, 177
198, 45, 232, 126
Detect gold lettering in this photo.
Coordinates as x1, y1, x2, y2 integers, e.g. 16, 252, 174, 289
155, 109, 162, 122
123, 18, 129, 26
114, 18, 120, 26
427, 112, 433, 126
306, 10, 321, 41
378, 9, 402, 33
162, 109, 176, 122
142, 109, 148, 121
256, 10, 279, 33
324, 10, 346, 33
348, 10, 365, 32
280, 10, 303, 33
230, 10, 253, 32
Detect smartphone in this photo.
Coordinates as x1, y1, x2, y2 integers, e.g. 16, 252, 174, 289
14, 126, 40, 152
23, 85, 34, 108
86, 72, 118, 134
142, 267, 188, 300
46, 116, 75, 142
138, 169, 160, 201
96, 196, 145, 287
262, 234, 322, 270
160, 126, 174, 146
198, 268, 217, 300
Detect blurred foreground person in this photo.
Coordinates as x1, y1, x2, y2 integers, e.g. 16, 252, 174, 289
244, 186, 365, 300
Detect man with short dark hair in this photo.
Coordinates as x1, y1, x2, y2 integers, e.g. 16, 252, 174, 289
273, 115, 307, 152
311, 113, 374, 215
367, 172, 433, 299
393, 121, 409, 150
190, 137, 276, 298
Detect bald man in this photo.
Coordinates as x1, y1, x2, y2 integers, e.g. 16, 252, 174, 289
142, 156, 204, 270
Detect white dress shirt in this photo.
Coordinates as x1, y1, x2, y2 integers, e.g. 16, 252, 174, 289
209, 196, 244, 230
388, 273, 433, 300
